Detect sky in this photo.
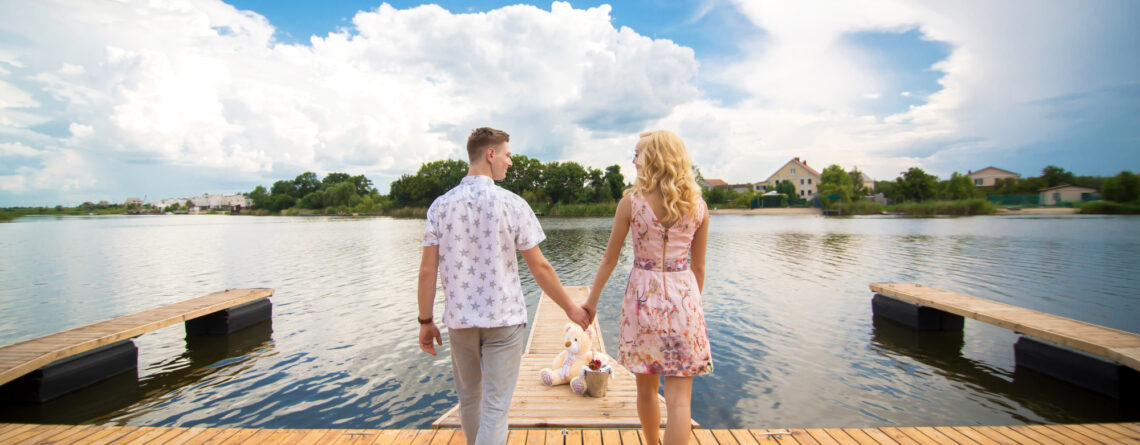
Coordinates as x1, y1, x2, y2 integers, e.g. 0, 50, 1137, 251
0, 0, 1138, 206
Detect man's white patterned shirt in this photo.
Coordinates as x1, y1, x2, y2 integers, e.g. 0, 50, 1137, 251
423, 175, 545, 329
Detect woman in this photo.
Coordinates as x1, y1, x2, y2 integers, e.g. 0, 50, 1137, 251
583, 130, 713, 445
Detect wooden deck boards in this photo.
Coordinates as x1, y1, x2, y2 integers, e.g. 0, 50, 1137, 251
2, 423, 1137, 444
432, 286, 686, 429
870, 282, 1140, 370
0, 288, 274, 387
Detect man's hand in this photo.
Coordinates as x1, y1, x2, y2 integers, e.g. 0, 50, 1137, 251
567, 306, 591, 330
419, 323, 442, 356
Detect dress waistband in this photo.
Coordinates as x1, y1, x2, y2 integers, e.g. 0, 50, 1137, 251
634, 256, 690, 272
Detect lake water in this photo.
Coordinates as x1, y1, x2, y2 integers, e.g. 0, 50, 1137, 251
0, 214, 1138, 428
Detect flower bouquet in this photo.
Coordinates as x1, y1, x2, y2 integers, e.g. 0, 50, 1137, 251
579, 354, 613, 398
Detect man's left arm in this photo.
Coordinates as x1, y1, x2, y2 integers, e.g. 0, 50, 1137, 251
417, 245, 442, 355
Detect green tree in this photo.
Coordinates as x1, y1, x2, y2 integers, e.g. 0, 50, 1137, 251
271, 180, 297, 198
389, 174, 435, 208
896, 167, 938, 202
293, 172, 321, 197
1102, 170, 1139, 203
848, 168, 867, 197
326, 181, 359, 207
322, 172, 352, 188
501, 155, 544, 195
939, 172, 978, 200
1041, 165, 1075, 188
418, 159, 468, 193
543, 161, 588, 204
819, 164, 854, 205
775, 181, 796, 199
603, 165, 625, 201
349, 174, 374, 196
249, 185, 270, 209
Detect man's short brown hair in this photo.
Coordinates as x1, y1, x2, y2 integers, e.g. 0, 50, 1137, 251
467, 127, 510, 163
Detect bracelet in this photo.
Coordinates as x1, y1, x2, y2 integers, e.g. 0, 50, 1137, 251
417, 316, 433, 325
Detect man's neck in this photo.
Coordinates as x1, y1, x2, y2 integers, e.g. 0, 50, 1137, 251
468, 164, 493, 178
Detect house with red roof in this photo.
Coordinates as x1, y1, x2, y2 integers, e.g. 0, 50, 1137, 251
758, 157, 822, 200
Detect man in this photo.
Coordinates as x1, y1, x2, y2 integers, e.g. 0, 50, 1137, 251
417, 127, 590, 445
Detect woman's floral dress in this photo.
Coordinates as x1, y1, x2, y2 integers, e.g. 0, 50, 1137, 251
618, 192, 714, 377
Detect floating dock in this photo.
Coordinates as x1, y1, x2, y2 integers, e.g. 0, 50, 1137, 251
432, 286, 690, 428
0, 288, 274, 402
870, 282, 1140, 399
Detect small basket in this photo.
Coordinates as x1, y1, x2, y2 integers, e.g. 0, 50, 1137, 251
581, 354, 612, 398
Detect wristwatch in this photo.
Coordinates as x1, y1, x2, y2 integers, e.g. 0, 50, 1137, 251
417, 316, 433, 325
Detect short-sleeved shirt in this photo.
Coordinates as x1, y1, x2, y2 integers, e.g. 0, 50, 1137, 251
423, 175, 546, 329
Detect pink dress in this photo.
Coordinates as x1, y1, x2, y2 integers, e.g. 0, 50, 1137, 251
618, 192, 714, 377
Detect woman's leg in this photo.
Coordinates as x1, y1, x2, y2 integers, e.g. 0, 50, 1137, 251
662, 376, 693, 445
635, 373, 661, 445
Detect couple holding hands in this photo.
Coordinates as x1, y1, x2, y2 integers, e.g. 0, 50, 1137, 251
417, 127, 713, 445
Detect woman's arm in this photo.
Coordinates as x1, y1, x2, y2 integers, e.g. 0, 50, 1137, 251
585, 195, 633, 315
690, 208, 710, 293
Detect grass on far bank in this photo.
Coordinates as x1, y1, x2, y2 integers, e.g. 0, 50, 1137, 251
533, 202, 619, 217
887, 198, 997, 216
1079, 201, 1140, 214
826, 198, 996, 216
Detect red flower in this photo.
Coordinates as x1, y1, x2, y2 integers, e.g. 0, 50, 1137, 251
587, 359, 603, 371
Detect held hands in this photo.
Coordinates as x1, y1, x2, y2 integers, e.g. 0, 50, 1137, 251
581, 304, 596, 326
567, 306, 591, 330
419, 323, 442, 356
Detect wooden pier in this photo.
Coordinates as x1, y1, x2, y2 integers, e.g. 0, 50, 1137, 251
870, 283, 1140, 371
0, 288, 274, 401
870, 282, 1140, 399
432, 286, 691, 428
1, 422, 1138, 444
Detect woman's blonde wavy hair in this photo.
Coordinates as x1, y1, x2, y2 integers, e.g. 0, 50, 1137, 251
627, 130, 702, 225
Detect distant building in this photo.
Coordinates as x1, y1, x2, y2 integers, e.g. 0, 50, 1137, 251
124, 197, 142, 207
149, 198, 188, 210
1039, 185, 1098, 206
186, 194, 251, 214
758, 157, 822, 200
699, 178, 730, 189
853, 170, 875, 192
728, 183, 754, 194
968, 167, 1020, 187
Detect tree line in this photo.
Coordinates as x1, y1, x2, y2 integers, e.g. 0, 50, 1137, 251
701, 164, 1140, 209
388, 156, 625, 208
245, 155, 626, 214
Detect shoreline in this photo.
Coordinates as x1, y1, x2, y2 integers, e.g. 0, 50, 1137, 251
709, 207, 821, 215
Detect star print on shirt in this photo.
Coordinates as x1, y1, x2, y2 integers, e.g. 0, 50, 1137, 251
421, 175, 546, 329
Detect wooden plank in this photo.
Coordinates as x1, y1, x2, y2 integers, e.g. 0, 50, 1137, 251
801, 428, 844, 445
1036, 426, 1100, 445
818, 429, 861, 445
692, 428, 718, 445
8, 424, 72, 444
876, 427, 923, 445
931, 427, 984, 445
730, 429, 759, 445
1080, 423, 1140, 443
970, 426, 1022, 445
1005, 426, 1064, 445
0, 288, 273, 387
950, 427, 1006, 445
870, 283, 1140, 370
0, 424, 36, 441
525, 429, 545, 445
894, 427, 947, 445
1099, 423, 1140, 439
620, 429, 642, 445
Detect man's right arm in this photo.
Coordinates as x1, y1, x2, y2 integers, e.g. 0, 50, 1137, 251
519, 246, 590, 329
417, 245, 442, 355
